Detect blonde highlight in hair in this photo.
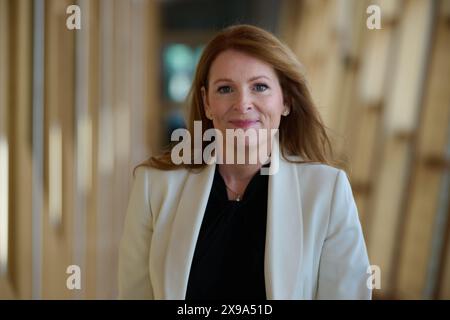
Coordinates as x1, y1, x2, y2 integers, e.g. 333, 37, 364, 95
137, 24, 343, 173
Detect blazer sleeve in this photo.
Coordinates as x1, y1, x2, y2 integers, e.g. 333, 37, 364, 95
118, 167, 154, 299
315, 169, 372, 300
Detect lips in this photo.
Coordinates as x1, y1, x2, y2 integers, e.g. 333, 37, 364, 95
228, 119, 260, 129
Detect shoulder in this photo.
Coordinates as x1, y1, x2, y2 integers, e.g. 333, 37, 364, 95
134, 165, 191, 185
282, 155, 343, 184
282, 158, 360, 236
281, 156, 352, 204
133, 165, 195, 206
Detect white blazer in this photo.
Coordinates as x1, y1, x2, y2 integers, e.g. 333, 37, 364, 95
118, 149, 371, 300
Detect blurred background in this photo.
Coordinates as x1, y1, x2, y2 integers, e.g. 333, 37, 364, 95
0, 0, 449, 299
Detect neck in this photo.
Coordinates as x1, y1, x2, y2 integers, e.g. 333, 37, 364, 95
217, 163, 262, 184
216, 145, 270, 201
216, 143, 270, 183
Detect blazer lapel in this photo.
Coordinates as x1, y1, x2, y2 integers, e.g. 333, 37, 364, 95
164, 163, 216, 299
265, 143, 304, 299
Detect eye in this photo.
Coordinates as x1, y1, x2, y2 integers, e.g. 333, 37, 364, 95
253, 83, 269, 92
217, 86, 232, 94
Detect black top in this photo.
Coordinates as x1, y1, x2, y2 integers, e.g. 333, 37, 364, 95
185, 164, 269, 300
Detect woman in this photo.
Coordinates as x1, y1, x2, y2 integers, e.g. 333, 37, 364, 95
118, 24, 371, 300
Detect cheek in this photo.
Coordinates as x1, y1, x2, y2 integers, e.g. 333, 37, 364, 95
209, 100, 230, 129
208, 96, 229, 115
261, 96, 284, 124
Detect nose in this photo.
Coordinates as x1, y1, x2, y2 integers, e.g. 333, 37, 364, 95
233, 89, 253, 113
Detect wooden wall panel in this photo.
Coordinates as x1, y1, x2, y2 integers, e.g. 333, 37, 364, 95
0, 0, 14, 299
350, 107, 382, 231
367, 0, 434, 298
280, 0, 450, 299
12, 0, 33, 299
437, 1, 450, 299
72, 0, 97, 299
85, 0, 100, 300
287, 0, 367, 163
110, 0, 132, 299
395, 2, 450, 299
385, 0, 434, 135
332, 0, 368, 161
350, 1, 400, 244
96, 0, 116, 298
0, 0, 33, 299
368, 137, 412, 297
95, 0, 161, 299
42, 0, 75, 299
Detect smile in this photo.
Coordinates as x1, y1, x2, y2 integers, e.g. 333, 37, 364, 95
228, 120, 260, 129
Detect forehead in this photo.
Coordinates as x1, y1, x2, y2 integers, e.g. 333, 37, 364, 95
208, 49, 277, 81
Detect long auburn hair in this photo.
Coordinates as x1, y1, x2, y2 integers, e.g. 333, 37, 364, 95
138, 24, 342, 172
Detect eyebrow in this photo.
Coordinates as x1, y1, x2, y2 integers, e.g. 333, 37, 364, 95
212, 75, 271, 85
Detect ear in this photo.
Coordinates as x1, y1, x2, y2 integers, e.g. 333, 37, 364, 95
201, 86, 211, 118
282, 95, 291, 116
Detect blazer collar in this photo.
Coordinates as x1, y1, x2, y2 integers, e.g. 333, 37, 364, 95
164, 140, 304, 299
163, 162, 216, 299
265, 140, 304, 299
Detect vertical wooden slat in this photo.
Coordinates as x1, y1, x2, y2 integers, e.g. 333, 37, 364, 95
385, 1, 434, 135
43, 0, 75, 299
440, 200, 450, 299
10, 0, 33, 299
95, 0, 161, 298
111, 0, 132, 299
331, 0, 367, 161
31, 0, 45, 299
368, 0, 434, 298
86, 0, 100, 300
15, 0, 33, 297
73, 0, 94, 299
395, 0, 450, 299
145, 0, 162, 156
350, 0, 400, 242
97, 0, 116, 298
0, 0, 13, 298
130, 0, 160, 167
436, 1, 450, 300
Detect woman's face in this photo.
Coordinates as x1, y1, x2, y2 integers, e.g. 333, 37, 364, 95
202, 49, 288, 149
